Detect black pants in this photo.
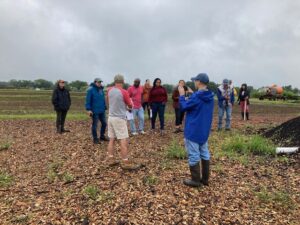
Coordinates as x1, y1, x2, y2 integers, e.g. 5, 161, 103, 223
56, 110, 68, 130
142, 102, 151, 119
175, 108, 185, 126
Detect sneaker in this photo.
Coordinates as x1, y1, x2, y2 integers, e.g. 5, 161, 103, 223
100, 136, 109, 141
160, 130, 165, 135
140, 131, 146, 135
121, 160, 141, 171
225, 128, 231, 131
106, 157, 120, 166
131, 132, 138, 136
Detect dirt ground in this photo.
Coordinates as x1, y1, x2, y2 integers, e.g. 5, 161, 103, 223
0, 103, 299, 224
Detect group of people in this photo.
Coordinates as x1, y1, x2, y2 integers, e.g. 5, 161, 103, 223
51, 74, 251, 186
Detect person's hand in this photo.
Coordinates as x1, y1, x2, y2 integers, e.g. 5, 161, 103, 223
87, 111, 93, 117
178, 86, 185, 96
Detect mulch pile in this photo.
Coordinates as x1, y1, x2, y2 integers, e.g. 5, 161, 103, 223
264, 116, 300, 147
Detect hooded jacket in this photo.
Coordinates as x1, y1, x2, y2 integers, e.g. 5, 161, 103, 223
217, 85, 235, 108
51, 84, 71, 111
85, 83, 106, 114
179, 90, 214, 145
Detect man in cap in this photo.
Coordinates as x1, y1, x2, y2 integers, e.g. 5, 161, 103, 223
127, 78, 145, 135
106, 74, 140, 170
179, 73, 214, 187
85, 78, 108, 144
217, 79, 235, 131
52, 79, 71, 133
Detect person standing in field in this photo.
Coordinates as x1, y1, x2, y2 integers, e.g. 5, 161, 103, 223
217, 79, 235, 131
148, 78, 168, 135
179, 73, 214, 187
142, 79, 152, 120
238, 83, 250, 120
52, 79, 71, 134
127, 78, 145, 135
172, 80, 193, 133
106, 74, 140, 170
85, 78, 108, 144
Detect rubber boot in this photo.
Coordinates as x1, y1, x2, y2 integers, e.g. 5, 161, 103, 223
183, 163, 201, 187
241, 112, 245, 120
246, 112, 249, 120
57, 125, 62, 134
201, 159, 210, 186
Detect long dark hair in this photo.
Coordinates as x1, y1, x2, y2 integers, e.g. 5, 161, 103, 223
152, 78, 161, 90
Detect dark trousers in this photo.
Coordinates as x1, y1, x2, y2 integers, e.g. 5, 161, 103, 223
142, 102, 150, 119
151, 102, 165, 130
92, 113, 107, 141
56, 110, 68, 130
175, 108, 185, 126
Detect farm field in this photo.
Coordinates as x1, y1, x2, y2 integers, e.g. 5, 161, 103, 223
0, 89, 299, 224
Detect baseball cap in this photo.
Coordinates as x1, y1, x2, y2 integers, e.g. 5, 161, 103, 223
114, 74, 124, 83
191, 73, 209, 84
94, 78, 103, 83
223, 79, 229, 84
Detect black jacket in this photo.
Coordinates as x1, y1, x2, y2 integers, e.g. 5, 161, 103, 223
238, 90, 250, 105
52, 85, 71, 111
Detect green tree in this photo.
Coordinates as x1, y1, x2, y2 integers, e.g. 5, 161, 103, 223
34, 79, 54, 89
162, 84, 174, 94
69, 80, 88, 91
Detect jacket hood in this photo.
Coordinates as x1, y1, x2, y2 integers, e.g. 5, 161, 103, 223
195, 90, 214, 102
90, 83, 103, 89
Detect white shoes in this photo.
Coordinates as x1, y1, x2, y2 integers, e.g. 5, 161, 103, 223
140, 131, 146, 135
131, 132, 138, 136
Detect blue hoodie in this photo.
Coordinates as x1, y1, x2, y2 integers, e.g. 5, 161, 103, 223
179, 90, 214, 145
85, 83, 106, 114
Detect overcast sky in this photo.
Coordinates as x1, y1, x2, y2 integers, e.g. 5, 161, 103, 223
0, 0, 299, 88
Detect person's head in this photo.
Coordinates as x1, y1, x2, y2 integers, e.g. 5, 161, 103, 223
229, 80, 232, 85
145, 79, 150, 85
178, 80, 185, 87
241, 83, 247, 91
134, 78, 141, 87
94, 78, 103, 87
114, 74, 125, 87
153, 78, 162, 87
191, 73, 209, 90
58, 80, 65, 89
223, 79, 229, 89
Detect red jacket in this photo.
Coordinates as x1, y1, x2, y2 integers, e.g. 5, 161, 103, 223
149, 86, 168, 103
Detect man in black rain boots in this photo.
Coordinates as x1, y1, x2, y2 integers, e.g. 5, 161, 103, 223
179, 73, 214, 187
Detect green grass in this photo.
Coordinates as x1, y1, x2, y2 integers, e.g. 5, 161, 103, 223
222, 135, 276, 156
255, 187, 295, 209
166, 139, 187, 159
62, 172, 75, 184
0, 171, 13, 188
0, 142, 11, 151
143, 175, 159, 186
82, 185, 115, 202
83, 185, 100, 200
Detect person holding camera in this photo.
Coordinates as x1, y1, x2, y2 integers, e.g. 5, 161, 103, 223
85, 78, 108, 144
217, 79, 235, 131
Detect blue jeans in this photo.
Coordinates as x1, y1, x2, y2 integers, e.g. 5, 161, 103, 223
129, 107, 145, 133
218, 105, 232, 129
151, 102, 165, 130
92, 113, 107, 140
184, 139, 210, 166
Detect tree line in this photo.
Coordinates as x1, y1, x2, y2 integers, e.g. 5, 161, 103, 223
0, 79, 299, 98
